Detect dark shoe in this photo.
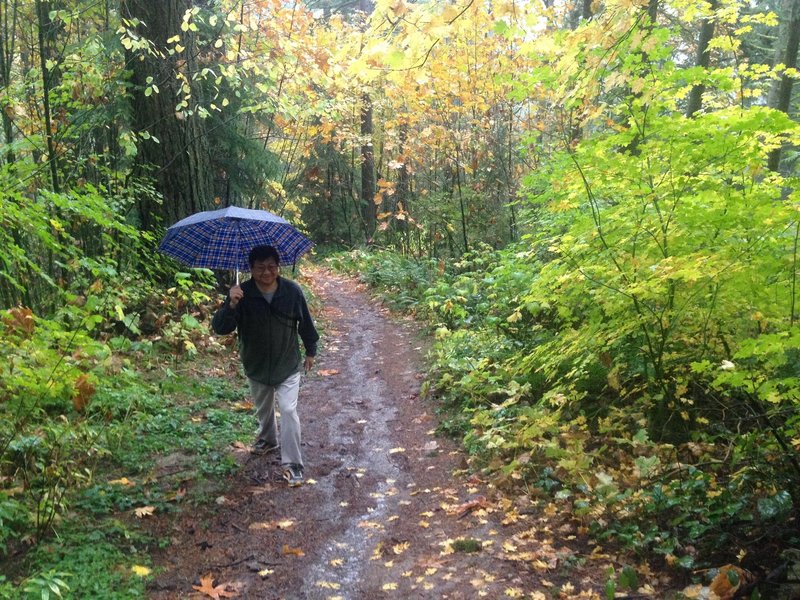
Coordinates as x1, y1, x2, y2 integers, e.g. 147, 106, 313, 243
283, 464, 304, 487
251, 440, 279, 455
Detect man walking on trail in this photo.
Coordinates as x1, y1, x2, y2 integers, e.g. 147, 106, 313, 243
212, 245, 319, 487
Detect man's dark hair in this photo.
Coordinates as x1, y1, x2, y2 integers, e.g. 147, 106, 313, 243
249, 245, 281, 267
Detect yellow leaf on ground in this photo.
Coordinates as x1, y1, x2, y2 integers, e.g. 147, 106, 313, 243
134, 506, 155, 518
382, 582, 398, 590
393, 541, 410, 555
131, 565, 151, 577
282, 544, 305, 557
109, 477, 135, 486
315, 581, 341, 589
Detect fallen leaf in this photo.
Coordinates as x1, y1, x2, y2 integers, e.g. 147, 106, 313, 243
315, 581, 341, 590
393, 541, 410, 555
282, 544, 305, 557
134, 506, 155, 518
131, 565, 151, 577
453, 495, 489, 517
108, 477, 135, 486
249, 519, 295, 531
680, 584, 705, 599
389, 447, 406, 454
709, 565, 752, 600
191, 573, 239, 599
382, 582, 398, 591
318, 369, 339, 376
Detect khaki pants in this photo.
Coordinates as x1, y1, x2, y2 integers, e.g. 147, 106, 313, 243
249, 372, 303, 467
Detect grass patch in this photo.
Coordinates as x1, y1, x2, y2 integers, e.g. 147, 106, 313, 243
1, 355, 254, 598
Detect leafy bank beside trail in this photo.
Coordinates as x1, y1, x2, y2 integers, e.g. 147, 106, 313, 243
326, 249, 800, 600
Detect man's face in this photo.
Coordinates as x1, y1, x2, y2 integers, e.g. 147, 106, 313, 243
251, 258, 279, 287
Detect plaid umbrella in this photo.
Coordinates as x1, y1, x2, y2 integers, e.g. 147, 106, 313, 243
158, 206, 312, 273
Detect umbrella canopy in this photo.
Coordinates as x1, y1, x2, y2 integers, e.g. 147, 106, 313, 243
159, 206, 312, 272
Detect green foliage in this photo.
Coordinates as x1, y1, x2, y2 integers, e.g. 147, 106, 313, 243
21, 569, 71, 600
336, 197, 800, 574
1, 336, 253, 590
20, 520, 152, 599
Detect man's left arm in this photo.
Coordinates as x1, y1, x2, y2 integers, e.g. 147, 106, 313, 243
297, 291, 319, 371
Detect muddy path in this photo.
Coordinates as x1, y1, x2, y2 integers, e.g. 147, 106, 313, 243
147, 269, 656, 599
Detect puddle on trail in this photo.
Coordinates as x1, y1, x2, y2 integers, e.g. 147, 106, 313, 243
301, 309, 404, 598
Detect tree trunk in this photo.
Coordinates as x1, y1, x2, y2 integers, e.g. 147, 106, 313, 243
767, 0, 800, 172
359, 95, 376, 240
685, 0, 716, 118
34, 0, 60, 192
0, 0, 17, 166
123, 0, 214, 230
396, 122, 410, 252
358, 0, 375, 242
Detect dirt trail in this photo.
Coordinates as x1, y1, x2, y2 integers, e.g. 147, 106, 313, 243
147, 269, 637, 599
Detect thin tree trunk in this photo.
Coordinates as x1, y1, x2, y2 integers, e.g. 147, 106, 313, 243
359, 94, 375, 240
685, 0, 716, 118
767, 0, 800, 171
35, 0, 59, 192
0, 0, 17, 165
358, 0, 375, 242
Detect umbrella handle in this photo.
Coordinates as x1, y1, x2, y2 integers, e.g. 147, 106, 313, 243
236, 270, 240, 286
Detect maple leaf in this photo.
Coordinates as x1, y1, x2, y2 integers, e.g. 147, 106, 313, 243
131, 565, 151, 577
191, 574, 238, 599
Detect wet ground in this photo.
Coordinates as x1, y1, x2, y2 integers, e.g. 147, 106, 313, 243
147, 268, 663, 599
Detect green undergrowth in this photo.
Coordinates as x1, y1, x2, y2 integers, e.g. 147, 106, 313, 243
0, 359, 252, 599
326, 244, 800, 595
0, 265, 255, 598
